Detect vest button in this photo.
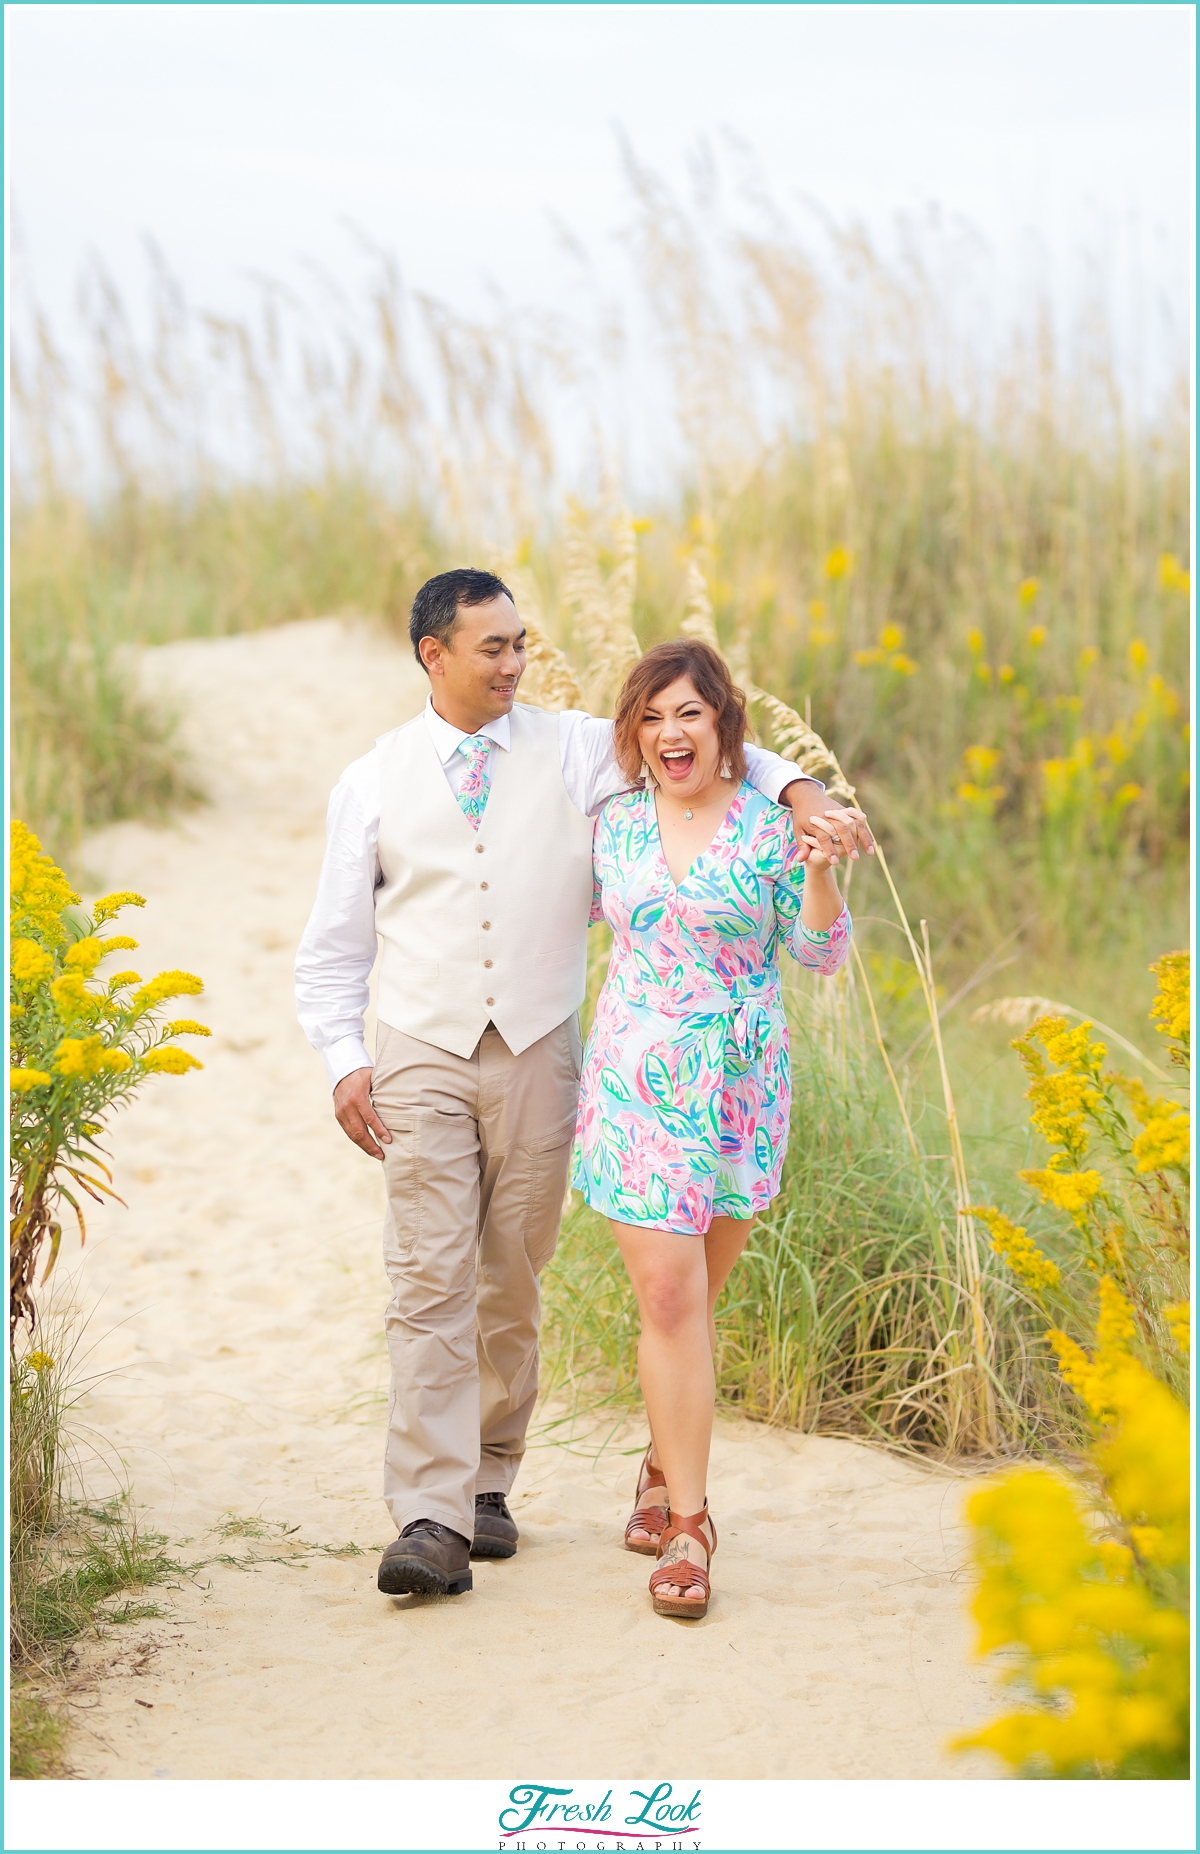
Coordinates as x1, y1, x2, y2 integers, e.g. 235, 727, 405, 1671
480, 881, 489, 891
475, 844, 485, 854
483, 959, 493, 969
486, 997, 495, 1006
482, 921, 491, 930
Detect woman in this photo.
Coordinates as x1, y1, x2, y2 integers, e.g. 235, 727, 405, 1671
572, 640, 853, 1619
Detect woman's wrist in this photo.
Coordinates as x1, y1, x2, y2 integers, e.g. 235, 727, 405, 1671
799, 866, 844, 932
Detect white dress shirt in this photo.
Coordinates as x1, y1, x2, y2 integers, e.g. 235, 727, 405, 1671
295, 695, 822, 1089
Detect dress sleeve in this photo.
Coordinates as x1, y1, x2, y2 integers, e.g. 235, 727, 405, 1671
771, 816, 852, 976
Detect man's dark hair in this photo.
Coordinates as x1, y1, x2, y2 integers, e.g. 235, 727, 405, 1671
408, 568, 513, 666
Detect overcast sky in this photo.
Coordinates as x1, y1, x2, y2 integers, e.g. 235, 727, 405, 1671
8, 3, 1193, 340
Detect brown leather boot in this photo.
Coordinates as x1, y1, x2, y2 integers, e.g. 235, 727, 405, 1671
377, 1521, 472, 1596
471, 1492, 519, 1559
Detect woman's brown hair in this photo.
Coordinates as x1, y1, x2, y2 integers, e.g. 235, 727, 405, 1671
612, 639, 751, 785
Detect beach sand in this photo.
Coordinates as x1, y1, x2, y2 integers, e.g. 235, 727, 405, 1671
54, 617, 998, 1779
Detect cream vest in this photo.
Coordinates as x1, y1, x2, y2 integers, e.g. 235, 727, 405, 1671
375, 704, 596, 1059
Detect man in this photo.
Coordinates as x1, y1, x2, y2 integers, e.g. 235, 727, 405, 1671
295, 568, 873, 1598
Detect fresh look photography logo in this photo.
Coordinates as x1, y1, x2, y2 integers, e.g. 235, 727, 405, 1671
498, 1782, 702, 1849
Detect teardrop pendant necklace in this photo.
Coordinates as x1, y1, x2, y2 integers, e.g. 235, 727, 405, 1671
684, 806, 693, 820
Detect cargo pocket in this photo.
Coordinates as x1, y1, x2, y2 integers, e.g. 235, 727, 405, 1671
524, 1122, 576, 1275
380, 1115, 423, 1268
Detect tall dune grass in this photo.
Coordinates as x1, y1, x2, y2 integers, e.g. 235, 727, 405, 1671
12, 181, 1189, 947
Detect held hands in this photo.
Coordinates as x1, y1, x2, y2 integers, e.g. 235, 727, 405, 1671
333, 1066, 393, 1160
784, 783, 875, 869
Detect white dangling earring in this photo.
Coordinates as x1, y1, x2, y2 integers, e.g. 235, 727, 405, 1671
640, 760, 656, 790
720, 757, 732, 780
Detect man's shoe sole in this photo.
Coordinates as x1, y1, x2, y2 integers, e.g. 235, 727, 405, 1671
377, 1555, 473, 1597
469, 1532, 517, 1560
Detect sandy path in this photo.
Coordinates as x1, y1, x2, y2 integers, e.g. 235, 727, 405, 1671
56, 617, 996, 1779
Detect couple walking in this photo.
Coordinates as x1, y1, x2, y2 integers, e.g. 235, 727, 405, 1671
295, 568, 868, 1620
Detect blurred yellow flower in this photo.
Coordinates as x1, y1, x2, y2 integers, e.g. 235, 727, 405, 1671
9, 822, 80, 946
63, 936, 106, 976
879, 623, 904, 651
975, 662, 992, 683
807, 599, 827, 621
966, 627, 984, 655
631, 517, 654, 535
1113, 782, 1142, 810
49, 972, 101, 1024
1128, 637, 1149, 672
1027, 625, 1047, 648
957, 782, 1005, 814
1079, 645, 1100, 669
10, 1068, 52, 1093
165, 1019, 212, 1037
824, 546, 853, 580
1157, 553, 1190, 595
888, 653, 919, 675
1018, 577, 1040, 606
963, 744, 1001, 780
1131, 1106, 1190, 1176
853, 646, 886, 667
998, 663, 1015, 683
1163, 1303, 1190, 1357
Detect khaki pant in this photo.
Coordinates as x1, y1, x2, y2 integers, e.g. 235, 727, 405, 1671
371, 1016, 581, 1541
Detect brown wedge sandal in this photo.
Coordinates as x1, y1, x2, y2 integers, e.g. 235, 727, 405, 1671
648, 1504, 717, 1619
624, 1445, 669, 1556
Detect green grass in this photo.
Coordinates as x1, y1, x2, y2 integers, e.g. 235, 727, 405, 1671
9, 1329, 184, 1777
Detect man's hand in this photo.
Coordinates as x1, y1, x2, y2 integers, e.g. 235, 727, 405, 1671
782, 780, 875, 867
333, 1066, 392, 1160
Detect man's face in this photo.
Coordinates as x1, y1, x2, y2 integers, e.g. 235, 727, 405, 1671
419, 594, 528, 726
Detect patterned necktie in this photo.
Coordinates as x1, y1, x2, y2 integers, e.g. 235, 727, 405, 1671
454, 734, 493, 831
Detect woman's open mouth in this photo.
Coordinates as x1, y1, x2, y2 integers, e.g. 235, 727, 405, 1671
659, 748, 696, 782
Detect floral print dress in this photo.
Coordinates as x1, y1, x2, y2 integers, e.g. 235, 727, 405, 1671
572, 782, 852, 1235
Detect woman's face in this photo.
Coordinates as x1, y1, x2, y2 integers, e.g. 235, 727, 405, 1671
638, 676, 723, 799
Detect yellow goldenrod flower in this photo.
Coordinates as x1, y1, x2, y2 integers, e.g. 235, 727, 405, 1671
10, 939, 54, 989
9, 822, 80, 946
807, 598, 827, 621
998, 663, 1014, 683
853, 646, 886, 667
1025, 1071, 1098, 1156
165, 1019, 212, 1037
1018, 577, 1040, 606
132, 970, 204, 1011
1163, 1303, 1190, 1357
10, 1068, 52, 1092
970, 1205, 1061, 1293
1131, 1107, 1190, 1175
27, 1351, 55, 1373
974, 662, 992, 683
824, 546, 852, 580
1148, 950, 1189, 1048
141, 1045, 204, 1075
49, 973, 102, 1023
631, 517, 653, 535
106, 971, 142, 991
1027, 624, 1047, 648
53, 1036, 134, 1081
879, 623, 904, 651
888, 652, 919, 675
63, 936, 106, 976
966, 627, 984, 655
1128, 637, 1149, 672
1020, 1165, 1104, 1218
91, 890, 147, 925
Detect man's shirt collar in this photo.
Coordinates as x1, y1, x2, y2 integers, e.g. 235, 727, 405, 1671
423, 694, 512, 766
